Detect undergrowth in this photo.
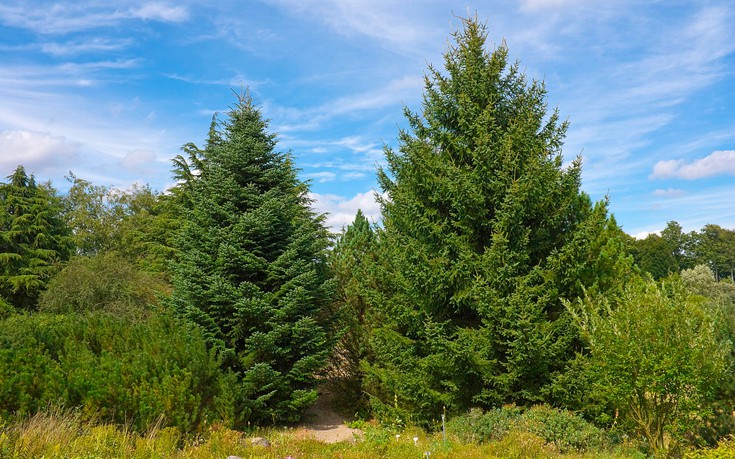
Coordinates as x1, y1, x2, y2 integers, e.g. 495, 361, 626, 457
0, 410, 648, 459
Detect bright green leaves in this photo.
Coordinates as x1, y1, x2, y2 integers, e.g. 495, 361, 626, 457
568, 277, 729, 455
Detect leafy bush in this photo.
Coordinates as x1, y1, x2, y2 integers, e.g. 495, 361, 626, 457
447, 406, 523, 444
39, 252, 169, 320
518, 405, 604, 452
447, 405, 603, 452
567, 277, 730, 455
685, 436, 735, 459
0, 311, 233, 433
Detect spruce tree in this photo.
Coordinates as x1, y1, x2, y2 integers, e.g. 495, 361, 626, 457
363, 18, 633, 422
171, 93, 333, 424
0, 166, 73, 310
327, 209, 377, 410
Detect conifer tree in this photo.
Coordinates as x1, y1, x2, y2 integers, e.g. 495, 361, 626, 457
171, 93, 333, 424
327, 209, 377, 410
0, 166, 73, 310
363, 18, 633, 422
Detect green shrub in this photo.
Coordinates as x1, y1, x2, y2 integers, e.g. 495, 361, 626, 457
685, 436, 735, 459
518, 405, 604, 452
0, 311, 233, 433
447, 404, 603, 452
447, 406, 523, 444
39, 252, 169, 320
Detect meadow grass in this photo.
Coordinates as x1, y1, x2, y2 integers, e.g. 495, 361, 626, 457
0, 410, 658, 459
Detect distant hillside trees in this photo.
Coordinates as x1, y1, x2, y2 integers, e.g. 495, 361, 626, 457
0, 166, 73, 310
170, 93, 333, 424
359, 17, 633, 423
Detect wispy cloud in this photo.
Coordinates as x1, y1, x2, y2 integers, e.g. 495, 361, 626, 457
40, 37, 132, 56
266, 0, 442, 57
303, 171, 336, 183
0, 2, 189, 34
267, 75, 422, 133
518, 0, 584, 13
652, 188, 685, 197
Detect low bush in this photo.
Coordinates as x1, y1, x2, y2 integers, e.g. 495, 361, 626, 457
518, 405, 604, 452
684, 436, 735, 459
0, 311, 234, 433
446, 404, 604, 452
446, 405, 523, 444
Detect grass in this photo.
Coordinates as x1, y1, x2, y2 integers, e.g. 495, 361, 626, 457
0, 411, 652, 459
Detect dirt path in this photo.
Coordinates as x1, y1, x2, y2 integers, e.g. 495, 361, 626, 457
294, 388, 362, 444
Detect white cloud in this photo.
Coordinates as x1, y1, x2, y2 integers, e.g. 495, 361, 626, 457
519, 0, 583, 13
40, 37, 132, 56
120, 149, 157, 172
0, 2, 188, 34
130, 3, 188, 22
303, 171, 336, 183
268, 75, 423, 133
0, 130, 79, 176
651, 150, 735, 180
267, 0, 440, 57
310, 190, 382, 232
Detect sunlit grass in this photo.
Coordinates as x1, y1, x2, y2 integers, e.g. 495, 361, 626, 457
0, 410, 684, 459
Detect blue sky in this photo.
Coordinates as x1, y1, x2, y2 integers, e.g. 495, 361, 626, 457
1, 1, 734, 236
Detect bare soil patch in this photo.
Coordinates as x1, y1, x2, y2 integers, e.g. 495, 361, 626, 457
294, 387, 362, 443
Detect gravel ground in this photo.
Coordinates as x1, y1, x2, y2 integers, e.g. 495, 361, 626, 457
295, 388, 362, 444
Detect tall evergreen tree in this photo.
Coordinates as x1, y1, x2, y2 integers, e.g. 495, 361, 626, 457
0, 166, 73, 310
170, 93, 333, 424
363, 18, 633, 422
327, 209, 377, 410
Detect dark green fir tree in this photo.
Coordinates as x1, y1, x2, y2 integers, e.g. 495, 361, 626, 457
170, 93, 333, 425
0, 166, 73, 310
362, 18, 633, 423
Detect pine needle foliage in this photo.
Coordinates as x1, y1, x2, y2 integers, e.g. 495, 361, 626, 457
170, 92, 333, 425
363, 17, 633, 423
0, 166, 73, 310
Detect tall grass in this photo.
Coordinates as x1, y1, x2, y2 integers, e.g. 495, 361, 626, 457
0, 410, 649, 459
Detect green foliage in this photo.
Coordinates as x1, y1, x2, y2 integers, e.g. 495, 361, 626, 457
62, 172, 117, 256
567, 277, 729, 456
689, 224, 735, 281
447, 405, 603, 452
447, 406, 523, 444
685, 436, 735, 459
517, 405, 605, 453
631, 233, 679, 280
0, 166, 73, 310
0, 311, 233, 433
362, 17, 634, 423
0, 296, 12, 319
327, 209, 377, 411
171, 92, 333, 425
38, 252, 169, 319
62, 174, 179, 274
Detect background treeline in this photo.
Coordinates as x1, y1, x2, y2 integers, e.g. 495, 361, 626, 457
629, 221, 735, 281
1, 17, 734, 457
